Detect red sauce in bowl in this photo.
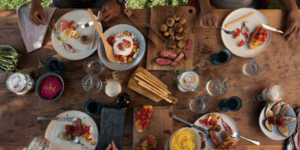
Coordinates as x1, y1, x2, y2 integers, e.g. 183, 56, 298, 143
40, 77, 62, 100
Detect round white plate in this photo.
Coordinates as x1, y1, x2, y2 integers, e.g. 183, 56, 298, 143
0, 45, 17, 74
97, 24, 146, 71
169, 127, 201, 150
221, 8, 271, 58
52, 10, 102, 60
44, 110, 98, 150
259, 102, 297, 140
194, 113, 241, 150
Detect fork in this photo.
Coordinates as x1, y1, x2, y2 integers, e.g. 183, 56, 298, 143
231, 131, 260, 145
72, 135, 91, 150
218, 26, 236, 34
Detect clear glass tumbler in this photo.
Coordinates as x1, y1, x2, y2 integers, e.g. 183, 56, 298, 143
206, 78, 232, 96
242, 58, 267, 76
189, 96, 210, 114
27, 137, 50, 150
82, 75, 102, 94
83, 57, 104, 76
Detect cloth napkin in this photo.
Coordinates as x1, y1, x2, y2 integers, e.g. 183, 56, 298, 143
97, 108, 126, 150
16, 1, 56, 53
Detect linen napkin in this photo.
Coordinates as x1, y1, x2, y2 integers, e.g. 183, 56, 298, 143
17, 1, 56, 53
97, 108, 126, 150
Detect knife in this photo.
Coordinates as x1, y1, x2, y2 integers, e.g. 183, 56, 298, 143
173, 115, 208, 134
262, 24, 284, 34
37, 116, 78, 122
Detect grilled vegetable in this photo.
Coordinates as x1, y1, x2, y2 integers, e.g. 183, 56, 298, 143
0, 47, 21, 72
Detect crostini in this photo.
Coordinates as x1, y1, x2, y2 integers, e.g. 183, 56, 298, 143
248, 25, 268, 49
135, 135, 157, 150
134, 105, 154, 133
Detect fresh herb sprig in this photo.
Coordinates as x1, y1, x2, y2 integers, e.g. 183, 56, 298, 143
16, 69, 31, 75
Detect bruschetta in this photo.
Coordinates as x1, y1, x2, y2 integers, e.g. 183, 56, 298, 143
217, 140, 239, 149
248, 25, 268, 49
135, 135, 157, 150
134, 105, 153, 133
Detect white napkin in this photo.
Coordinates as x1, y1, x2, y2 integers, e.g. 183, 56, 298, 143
17, 1, 56, 53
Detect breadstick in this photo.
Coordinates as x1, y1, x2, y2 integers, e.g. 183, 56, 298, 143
225, 12, 255, 27
135, 73, 169, 95
134, 77, 168, 96
136, 72, 170, 94
138, 81, 172, 103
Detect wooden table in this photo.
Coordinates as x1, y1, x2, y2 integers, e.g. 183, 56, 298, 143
0, 8, 298, 150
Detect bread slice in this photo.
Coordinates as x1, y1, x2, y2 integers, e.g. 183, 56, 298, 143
248, 25, 268, 49
135, 135, 157, 150
217, 140, 239, 149
134, 105, 153, 133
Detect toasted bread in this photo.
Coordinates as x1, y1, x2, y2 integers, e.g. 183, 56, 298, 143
135, 135, 157, 150
217, 140, 239, 149
134, 105, 153, 133
248, 25, 268, 49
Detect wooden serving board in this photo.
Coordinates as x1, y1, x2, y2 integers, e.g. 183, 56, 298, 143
133, 106, 173, 150
146, 6, 196, 70
128, 67, 178, 103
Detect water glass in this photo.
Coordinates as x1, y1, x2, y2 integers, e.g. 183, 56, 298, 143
242, 58, 267, 76
206, 78, 232, 96
210, 48, 232, 66
27, 137, 50, 150
218, 96, 242, 112
189, 96, 210, 114
105, 80, 122, 97
82, 75, 102, 93
83, 57, 104, 76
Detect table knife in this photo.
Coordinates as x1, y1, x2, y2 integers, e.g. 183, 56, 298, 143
173, 115, 208, 134
37, 116, 78, 122
262, 24, 284, 34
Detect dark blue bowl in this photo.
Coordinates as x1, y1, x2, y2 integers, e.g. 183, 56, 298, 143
35, 73, 64, 101
84, 99, 103, 115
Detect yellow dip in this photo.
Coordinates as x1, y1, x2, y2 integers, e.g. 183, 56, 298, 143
171, 128, 197, 150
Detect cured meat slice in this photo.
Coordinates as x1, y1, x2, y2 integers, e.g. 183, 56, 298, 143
159, 51, 177, 59
171, 62, 178, 66
184, 40, 192, 58
174, 52, 184, 62
155, 58, 172, 65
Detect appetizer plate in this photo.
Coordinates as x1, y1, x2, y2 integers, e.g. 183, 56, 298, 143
51, 10, 102, 60
221, 8, 271, 58
194, 113, 241, 150
169, 127, 201, 150
0, 45, 18, 74
97, 24, 146, 71
259, 102, 297, 140
44, 110, 98, 150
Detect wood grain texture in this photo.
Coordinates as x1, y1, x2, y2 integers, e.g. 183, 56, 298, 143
0, 8, 299, 150
133, 106, 173, 150
146, 6, 196, 71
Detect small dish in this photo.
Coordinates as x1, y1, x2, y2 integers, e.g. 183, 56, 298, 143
0, 45, 18, 74
36, 73, 64, 101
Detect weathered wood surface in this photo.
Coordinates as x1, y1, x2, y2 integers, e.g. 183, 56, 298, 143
0, 8, 298, 150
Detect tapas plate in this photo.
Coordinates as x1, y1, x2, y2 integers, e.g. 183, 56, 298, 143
44, 110, 98, 150
259, 102, 297, 140
51, 10, 102, 60
169, 127, 201, 150
221, 8, 271, 58
194, 113, 241, 150
97, 24, 146, 71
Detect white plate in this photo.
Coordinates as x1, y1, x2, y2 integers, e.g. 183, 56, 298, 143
259, 102, 297, 140
221, 8, 271, 58
51, 10, 102, 60
194, 113, 241, 150
44, 110, 98, 150
97, 24, 146, 71
169, 127, 201, 150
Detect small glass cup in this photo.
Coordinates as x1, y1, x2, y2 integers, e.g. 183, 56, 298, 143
82, 75, 102, 94
218, 96, 242, 112
27, 137, 50, 150
105, 80, 122, 97
189, 96, 210, 114
206, 78, 232, 96
242, 58, 267, 76
83, 57, 104, 76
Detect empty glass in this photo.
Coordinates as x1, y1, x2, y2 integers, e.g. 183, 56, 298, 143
206, 78, 232, 96
83, 57, 104, 76
189, 96, 210, 114
82, 75, 102, 93
242, 58, 267, 76
27, 137, 50, 150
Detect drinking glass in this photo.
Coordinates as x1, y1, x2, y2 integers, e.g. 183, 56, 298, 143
189, 96, 210, 114
210, 48, 232, 66
27, 137, 50, 150
83, 57, 104, 76
242, 58, 267, 76
257, 85, 284, 102
105, 80, 122, 97
82, 75, 102, 93
206, 78, 232, 96
218, 96, 242, 112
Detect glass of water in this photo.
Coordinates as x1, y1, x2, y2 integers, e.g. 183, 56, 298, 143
242, 58, 267, 76
83, 57, 104, 76
206, 78, 232, 96
82, 75, 102, 93
27, 137, 50, 150
189, 96, 210, 114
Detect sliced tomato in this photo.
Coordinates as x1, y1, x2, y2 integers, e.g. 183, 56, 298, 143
201, 141, 206, 149
238, 40, 245, 47
147, 136, 152, 145
250, 32, 254, 37
236, 28, 241, 33
68, 20, 75, 28
60, 20, 68, 30
123, 39, 131, 48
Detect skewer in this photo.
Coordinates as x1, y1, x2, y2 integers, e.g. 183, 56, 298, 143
137, 81, 172, 103
135, 73, 169, 95
136, 72, 171, 94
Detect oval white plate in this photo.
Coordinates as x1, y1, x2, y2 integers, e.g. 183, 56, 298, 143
169, 127, 201, 150
97, 24, 146, 71
194, 113, 241, 150
52, 10, 102, 60
259, 102, 296, 140
221, 8, 271, 58
44, 110, 98, 150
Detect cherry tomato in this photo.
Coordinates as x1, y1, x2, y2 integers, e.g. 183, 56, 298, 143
236, 28, 241, 33
238, 40, 245, 47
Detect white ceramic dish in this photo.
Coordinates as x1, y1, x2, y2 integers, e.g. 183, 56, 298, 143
169, 127, 201, 150
259, 102, 297, 140
97, 24, 146, 71
221, 8, 271, 58
51, 10, 102, 60
194, 113, 241, 150
0, 45, 18, 73
44, 110, 98, 150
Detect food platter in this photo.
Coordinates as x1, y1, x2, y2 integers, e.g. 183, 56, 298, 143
44, 110, 98, 150
169, 127, 201, 150
51, 10, 102, 60
259, 102, 297, 140
221, 8, 271, 58
97, 24, 146, 71
194, 113, 241, 150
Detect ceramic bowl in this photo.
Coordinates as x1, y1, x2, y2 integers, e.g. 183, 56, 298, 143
36, 73, 64, 101
169, 127, 201, 150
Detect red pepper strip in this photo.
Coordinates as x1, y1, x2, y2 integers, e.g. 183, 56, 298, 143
221, 114, 233, 134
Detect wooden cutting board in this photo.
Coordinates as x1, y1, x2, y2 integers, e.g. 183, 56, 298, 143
128, 67, 178, 104
133, 106, 173, 150
146, 6, 196, 70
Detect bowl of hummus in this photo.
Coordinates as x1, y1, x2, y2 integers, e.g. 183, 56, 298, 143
169, 127, 201, 150
36, 73, 64, 101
